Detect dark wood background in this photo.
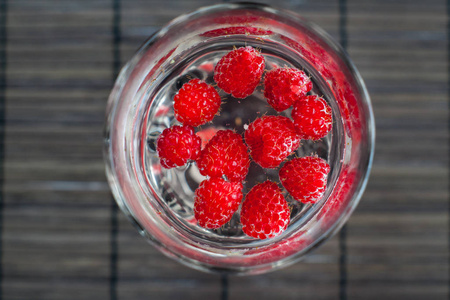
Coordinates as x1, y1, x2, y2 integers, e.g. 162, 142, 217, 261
0, 0, 447, 299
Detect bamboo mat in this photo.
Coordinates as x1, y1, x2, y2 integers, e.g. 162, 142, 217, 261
0, 0, 448, 299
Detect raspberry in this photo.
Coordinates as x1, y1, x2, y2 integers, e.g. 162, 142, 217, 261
214, 46, 265, 98
194, 178, 243, 229
244, 115, 300, 168
174, 78, 221, 127
156, 125, 201, 169
279, 156, 330, 204
196, 130, 250, 182
263, 68, 312, 111
291, 95, 332, 140
240, 181, 290, 239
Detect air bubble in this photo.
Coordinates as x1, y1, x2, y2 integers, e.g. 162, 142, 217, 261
147, 131, 161, 152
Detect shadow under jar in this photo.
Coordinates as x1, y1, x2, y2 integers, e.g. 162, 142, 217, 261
104, 2, 375, 275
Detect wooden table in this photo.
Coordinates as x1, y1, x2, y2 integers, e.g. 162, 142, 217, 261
1, 0, 447, 299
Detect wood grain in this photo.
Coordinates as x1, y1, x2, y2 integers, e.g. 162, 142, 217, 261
1, 0, 448, 299
346, 0, 448, 299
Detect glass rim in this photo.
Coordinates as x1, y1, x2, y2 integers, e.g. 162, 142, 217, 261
104, 2, 376, 274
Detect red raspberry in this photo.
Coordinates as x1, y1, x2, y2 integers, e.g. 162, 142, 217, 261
174, 78, 221, 127
244, 115, 300, 168
240, 181, 290, 239
291, 95, 332, 140
214, 46, 265, 98
156, 125, 201, 169
196, 130, 250, 182
279, 156, 330, 204
263, 68, 312, 111
194, 178, 243, 229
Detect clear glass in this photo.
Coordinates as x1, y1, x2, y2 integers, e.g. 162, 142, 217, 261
104, 3, 375, 275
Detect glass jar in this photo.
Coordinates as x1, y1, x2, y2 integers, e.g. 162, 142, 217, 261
104, 2, 375, 275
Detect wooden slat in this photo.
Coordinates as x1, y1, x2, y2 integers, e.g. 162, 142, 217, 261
2, 0, 449, 299
346, 0, 448, 299
3, 1, 113, 299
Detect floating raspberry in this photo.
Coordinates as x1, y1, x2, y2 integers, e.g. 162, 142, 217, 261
156, 125, 201, 169
291, 95, 332, 140
196, 130, 250, 182
194, 178, 243, 229
279, 156, 330, 204
244, 115, 301, 168
240, 181, 290, 239
174, 78, 221, 127
263, 68, 312, 111
214, 46, 265, 98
